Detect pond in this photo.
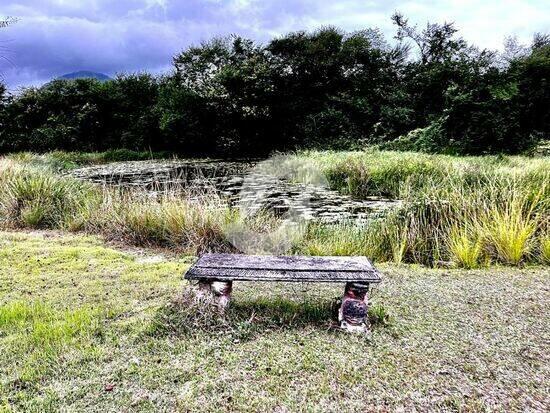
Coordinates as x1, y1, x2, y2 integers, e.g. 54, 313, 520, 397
71, 159, 399, 223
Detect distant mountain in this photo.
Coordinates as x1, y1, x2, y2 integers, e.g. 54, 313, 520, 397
58, 71, 112, 81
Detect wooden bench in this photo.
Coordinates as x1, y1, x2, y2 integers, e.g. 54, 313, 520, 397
185, 253, 382, 332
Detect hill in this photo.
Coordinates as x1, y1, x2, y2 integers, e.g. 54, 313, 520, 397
58, 71, 112, 81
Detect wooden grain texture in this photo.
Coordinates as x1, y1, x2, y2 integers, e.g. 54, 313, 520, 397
185, 253, 382, 283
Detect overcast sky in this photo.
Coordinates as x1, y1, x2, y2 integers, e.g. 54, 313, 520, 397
1, 0, 548, 90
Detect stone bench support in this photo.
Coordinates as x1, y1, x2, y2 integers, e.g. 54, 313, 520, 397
196, 280, 233, 311
339, 282, 370, 333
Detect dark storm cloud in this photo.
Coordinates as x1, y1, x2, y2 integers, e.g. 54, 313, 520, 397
0, 0, 548, 89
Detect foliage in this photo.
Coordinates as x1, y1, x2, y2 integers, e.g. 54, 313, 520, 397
0, 158, 232, 254
476, 194, 539, 265
1, 151, 549, 266
1, 16, 547, 156
7, 150, 172, 171
448, 226, 484, 269
302, 150, 549, 266
0, 160, 101, 229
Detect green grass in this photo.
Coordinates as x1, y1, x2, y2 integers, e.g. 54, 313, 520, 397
298, 150, 550, 266
0, 231, 548, 411
0, 160, 101, 229
1, 150, 549, 267
0, 159, 233, 254
0, 301, 104, 384
476, 194, 539, 265
301, 149, 550, 199
448, 226, 484, 269
7, 150, 174, 172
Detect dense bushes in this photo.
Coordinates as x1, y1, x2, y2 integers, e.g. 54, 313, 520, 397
0, 16, 548, 156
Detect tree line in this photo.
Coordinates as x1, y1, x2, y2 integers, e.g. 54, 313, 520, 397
0, 14, 548, 156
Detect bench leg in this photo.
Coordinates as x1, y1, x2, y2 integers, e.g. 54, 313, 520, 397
339, 282, 370, 333
195, 280, 233, 312
211, 281, 232, 311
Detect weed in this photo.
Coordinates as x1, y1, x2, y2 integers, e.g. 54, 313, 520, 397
368, 303, 392, 327
1, 151, 549, 266
477, 193, 539, 265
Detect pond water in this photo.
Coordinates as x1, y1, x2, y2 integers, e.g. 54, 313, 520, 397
71, 160, 399, 223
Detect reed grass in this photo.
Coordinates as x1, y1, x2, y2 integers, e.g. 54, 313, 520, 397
7, 149, 173, 171
448, 226, 484, 269
88, 192, 233, 253
1, 150, 549, 267
299, 150, 549, 266
0, 160, 101, 229
476, 197, 538, 265
0, 159, 232, 254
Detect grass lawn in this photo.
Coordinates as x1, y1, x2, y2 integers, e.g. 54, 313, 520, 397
0, 231, 548, 412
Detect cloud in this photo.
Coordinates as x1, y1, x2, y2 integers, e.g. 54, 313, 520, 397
0, 0, 548, 89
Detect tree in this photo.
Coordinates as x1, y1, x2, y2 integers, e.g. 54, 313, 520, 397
511, 35, 550, 142
173, 35, 275, 154
391, 12, 467, 64
0, 17, 547, 156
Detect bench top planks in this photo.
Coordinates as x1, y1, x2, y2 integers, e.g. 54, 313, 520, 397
185, 253, 382, 283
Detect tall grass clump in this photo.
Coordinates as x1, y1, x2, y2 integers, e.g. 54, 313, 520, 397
88, 191, 234, 253
305, 149, 550, 200
304, 149, 449, 198
298, 222, 386, 259
0, 159, 101, 229
448, 226, 484, 269
7, 150, 173, 172
475, 192, 540, 265
0, 158, 234, 253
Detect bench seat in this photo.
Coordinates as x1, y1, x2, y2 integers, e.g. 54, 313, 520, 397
185, 253, 382, 283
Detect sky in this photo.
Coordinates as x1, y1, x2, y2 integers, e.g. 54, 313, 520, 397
0, 0, 548, 90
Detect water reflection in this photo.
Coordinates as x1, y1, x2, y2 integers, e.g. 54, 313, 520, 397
71, 159, 399, 223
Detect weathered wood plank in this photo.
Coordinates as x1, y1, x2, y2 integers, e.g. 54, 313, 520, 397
185, 253, 382, 283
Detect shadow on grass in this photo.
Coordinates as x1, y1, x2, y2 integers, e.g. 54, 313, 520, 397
150, 288, 391, 341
